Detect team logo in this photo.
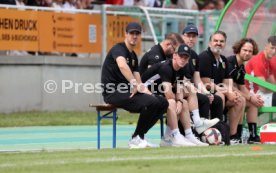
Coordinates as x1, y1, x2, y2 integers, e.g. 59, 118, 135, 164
236, 72, 240, 80
192, 59, 196, 66
132, 59, 135, 66
222, 62, 225, 69
155, 55, 159, 60
184, 46, 188, 51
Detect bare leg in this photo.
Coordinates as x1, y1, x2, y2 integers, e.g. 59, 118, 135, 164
166, 99, 179, 130
226, 97, 246, 136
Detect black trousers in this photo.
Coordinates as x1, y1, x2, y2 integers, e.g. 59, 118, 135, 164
273, 93, 276, 106
104, 91, 168, 139
196, 93, 223, 120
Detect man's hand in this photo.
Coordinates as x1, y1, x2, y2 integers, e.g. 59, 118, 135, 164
227, 91, 241, 104
206, 93, 214, 104
129, 82, 152, 98
250, 94, 264, 107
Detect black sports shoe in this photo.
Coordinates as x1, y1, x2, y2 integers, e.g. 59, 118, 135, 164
247, 136, 261, 144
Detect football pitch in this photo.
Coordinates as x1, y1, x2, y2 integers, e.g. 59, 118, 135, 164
0, 145, 276, 173
0, 125, 276, 173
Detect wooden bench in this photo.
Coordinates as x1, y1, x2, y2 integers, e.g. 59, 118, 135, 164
89, 104, 165, 149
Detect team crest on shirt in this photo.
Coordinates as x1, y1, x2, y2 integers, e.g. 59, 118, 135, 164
132, 59, 135, 66
236, 72, 240, 80
155, 55, 159, 60
222, 62, 225, 69
192, 59, 196, 66
175, 76, 180, 85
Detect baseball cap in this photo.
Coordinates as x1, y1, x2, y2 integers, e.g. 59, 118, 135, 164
126, 22, 142, 33
182, 25, 198, 35
175, 44, 191, 57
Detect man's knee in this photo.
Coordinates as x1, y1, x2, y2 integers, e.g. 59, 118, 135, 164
198, 94, 209, 104
156, 96, 169, 112
213, 95, 223, 106
147, 95, 168, 114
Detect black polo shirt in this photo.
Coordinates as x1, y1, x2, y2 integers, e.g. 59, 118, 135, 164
227, 55, 245, 85
142, 59, 185, 93
139, 43, 167, 75
183, 49, 199, 79
101, 42, 138, 95
198, 47, 230, 84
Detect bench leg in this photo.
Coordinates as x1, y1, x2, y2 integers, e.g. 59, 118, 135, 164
97, 110, 101, 150
160, 115, 164, 137
269, 112, 273, 122
112, 110, 117, 148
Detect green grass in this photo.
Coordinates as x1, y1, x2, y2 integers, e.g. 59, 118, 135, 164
0, 145, 276, 173
0, 111, 139, 127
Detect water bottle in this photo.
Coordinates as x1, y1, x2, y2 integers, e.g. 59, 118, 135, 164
241, 128, 249, 144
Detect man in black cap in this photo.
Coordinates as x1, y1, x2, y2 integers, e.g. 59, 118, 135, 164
101, 22, 169, 149
142, 44, 219, 147
182, 25, 224, 121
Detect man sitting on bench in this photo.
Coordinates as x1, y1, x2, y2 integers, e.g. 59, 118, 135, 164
142, 44, 219, 147
101, 22, 169, 149
245, 35, 276, 107
228, 38, 264, 144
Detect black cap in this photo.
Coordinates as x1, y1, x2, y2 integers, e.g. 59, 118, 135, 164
175, 44, 191, 57
182, 25, 198, 35
126, 22, 142, 33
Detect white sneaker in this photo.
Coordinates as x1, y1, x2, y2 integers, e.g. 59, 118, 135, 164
186, 136, 209, 146
160, 133, 196, 147
230, 138, 241, 145
144, 138, 159, 148
128, 135, 147, 149
195, 118, 219, 134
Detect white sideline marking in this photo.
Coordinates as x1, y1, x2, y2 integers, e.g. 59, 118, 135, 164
1, 151, 276, 168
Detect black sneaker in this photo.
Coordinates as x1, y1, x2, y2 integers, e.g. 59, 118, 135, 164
247, 136, 261, 144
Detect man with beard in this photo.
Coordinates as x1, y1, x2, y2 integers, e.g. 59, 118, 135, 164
198, 31, 245, 145
181, 25, 224, 121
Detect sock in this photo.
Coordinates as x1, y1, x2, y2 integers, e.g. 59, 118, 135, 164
165, 125, 171, 136
184, 128, 194, 139
191, 109, 202, 127
237, 124, 243, 139
248, 123, 257, 138
170, 128, 180, 137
